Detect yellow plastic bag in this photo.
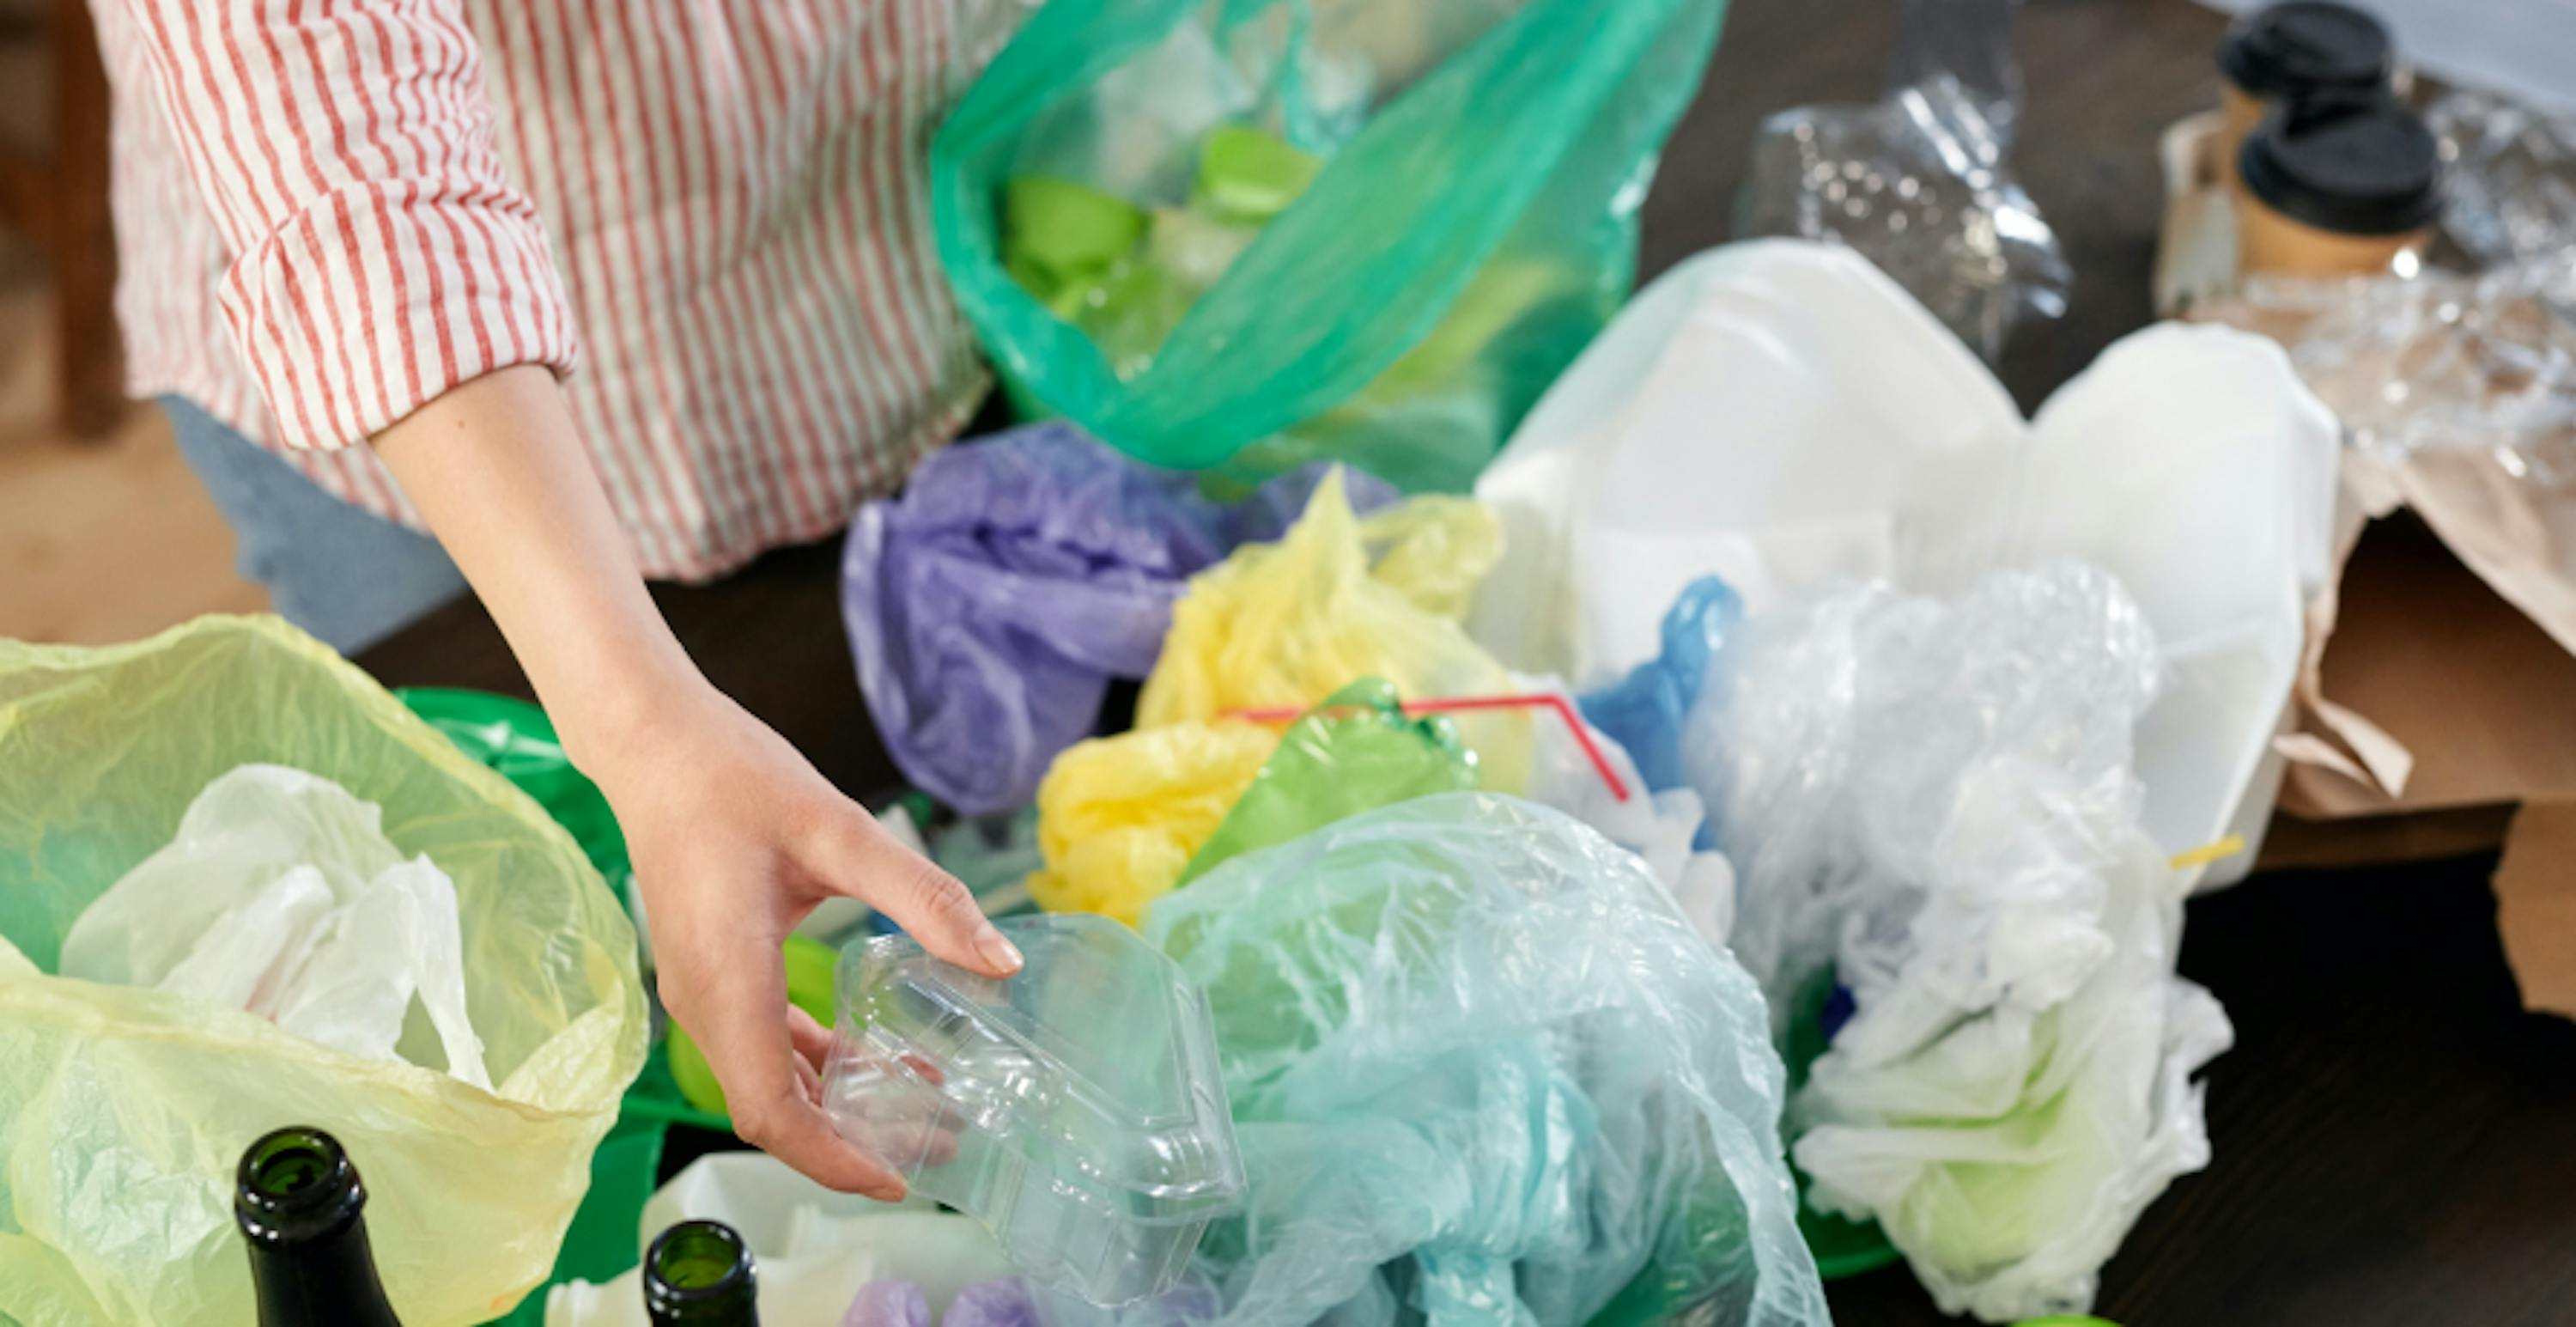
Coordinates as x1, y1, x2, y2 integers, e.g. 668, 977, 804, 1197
0, 617, 647, 1327
1026, 721, 1278, 926
1035, 472, 1530, 926
1136, 469, 1511, 727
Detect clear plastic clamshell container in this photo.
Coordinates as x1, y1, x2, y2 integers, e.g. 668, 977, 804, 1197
821, 913, 1244, 1306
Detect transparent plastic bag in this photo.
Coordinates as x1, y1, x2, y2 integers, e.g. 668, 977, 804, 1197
2427, 88, 2576, 267
1734, 0, 2065, 360
935, 0, 1728, 490
2206, 259, 2576, 706
1682, 564, 2230, 1322
841, 423, 1392, 816
1511, 676, 1735, 947
0, 617, 645, 1327
1102, 794, 1830, 1327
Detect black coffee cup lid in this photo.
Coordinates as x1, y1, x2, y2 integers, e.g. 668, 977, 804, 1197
2239, 94, 2441, 236
2220, 2, 2394, 100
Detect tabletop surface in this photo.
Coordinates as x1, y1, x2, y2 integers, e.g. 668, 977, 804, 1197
359, 2, 2576, 1322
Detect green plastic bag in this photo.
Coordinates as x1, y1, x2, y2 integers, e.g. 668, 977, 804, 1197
1176, 677, 1478, 886
933, 0, 1730, 491
0, 618, 647, 1327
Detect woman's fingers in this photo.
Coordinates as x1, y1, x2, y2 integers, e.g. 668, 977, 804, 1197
811, 804, 1022, 977
662, 935, 906, 1200
787, 1005, 836, 1073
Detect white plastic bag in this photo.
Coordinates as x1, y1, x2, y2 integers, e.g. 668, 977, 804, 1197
547, 1153, 1012, 1327
1470, 240, 2340, 883
60, 764, 489, 1089
1687, 563, 2231, 1322
1512, 675, 1735, 947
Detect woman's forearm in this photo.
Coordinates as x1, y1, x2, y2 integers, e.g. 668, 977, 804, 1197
371, 366, 701, 771
371, 367, 1015, 1196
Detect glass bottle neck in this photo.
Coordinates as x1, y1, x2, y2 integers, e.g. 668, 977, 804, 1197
245, 1213, 404, 1327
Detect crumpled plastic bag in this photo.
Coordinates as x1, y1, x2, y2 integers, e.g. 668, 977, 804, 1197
1578, 576, 1741, 795
546, 1152, 1011, 1327
0, 616, 645, 1327
1473, 240, 2340, 885
61, 764, 491, 1089
1734, 0, 2067, 360
1503, 675, 1735, 947
848, 1278, 1037, 1327
1683, 563, 2231, 1322
1027, 721, 1279, 926
1139, 470, 1507, 722
1139, 469, 1525, 780
1029, 678, 1482, 927
1027, 471, 1528, 926
841, 423, 1392, 815
1097, 793, 1829, 1327
1176, 678, 1479, 887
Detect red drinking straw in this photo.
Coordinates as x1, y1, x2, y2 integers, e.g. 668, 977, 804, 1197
1220, 691, 1632, 803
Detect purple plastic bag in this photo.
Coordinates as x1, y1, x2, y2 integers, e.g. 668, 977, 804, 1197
944, 1279, 1040, 1327
841, 1278, 1032, 1327
842, 423, 1389, 814
841, 1279, 931, 1327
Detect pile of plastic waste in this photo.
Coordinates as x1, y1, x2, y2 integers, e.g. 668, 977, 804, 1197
0, 0, 2365, 1313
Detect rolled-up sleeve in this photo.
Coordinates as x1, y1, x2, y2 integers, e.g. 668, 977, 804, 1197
121, 0, 578, 450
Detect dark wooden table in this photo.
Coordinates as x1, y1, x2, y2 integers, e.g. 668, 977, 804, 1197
361, 2, 2576, 1322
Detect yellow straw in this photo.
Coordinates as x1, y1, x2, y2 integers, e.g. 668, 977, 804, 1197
2168, 834, 2246, 870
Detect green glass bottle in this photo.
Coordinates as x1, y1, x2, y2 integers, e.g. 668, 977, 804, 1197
643, 1219, 761, 1325
234, 1126, 405, 1327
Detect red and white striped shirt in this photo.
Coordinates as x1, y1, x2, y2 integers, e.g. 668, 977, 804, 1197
94, 0, 1017, 581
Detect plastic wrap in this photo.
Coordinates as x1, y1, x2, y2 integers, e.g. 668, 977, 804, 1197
2427, 89, 2576, 268
841, 423, 1388, 815
0, 617, 645, 1327
2221, 260, 2576, 473
934, 0, 1727, 490
1084, 794, 1830, 1327
1734, 0, 2066, 360
1683, 564, 2230, 1322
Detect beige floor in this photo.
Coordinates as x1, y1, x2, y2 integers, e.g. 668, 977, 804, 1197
0, 246, 268, 644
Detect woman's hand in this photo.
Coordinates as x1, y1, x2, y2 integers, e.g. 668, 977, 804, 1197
371, 368, 1018, 1196
583, 679, 1022, 1199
